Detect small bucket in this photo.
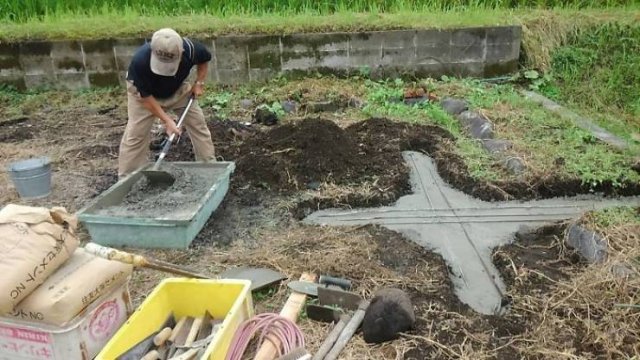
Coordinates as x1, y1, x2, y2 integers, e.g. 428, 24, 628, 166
7, 157, 52, 199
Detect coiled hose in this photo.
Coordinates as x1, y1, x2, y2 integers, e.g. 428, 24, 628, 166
225, 313, 305, 360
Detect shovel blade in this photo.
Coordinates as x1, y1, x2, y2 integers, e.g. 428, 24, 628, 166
142, 170, 176, 186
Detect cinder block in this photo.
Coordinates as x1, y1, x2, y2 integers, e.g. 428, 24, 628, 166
450, 44, 485, 63
316, 52, 349, 69
19, 41, 52, 56
246, 35, 281, 71
484, 60, 518, 77
382, 46, 416, 66
82, 39, 115, 53
349, 48, 383, 68
56, 72, 89, 89
416, 47, 450, 66
486, 26, 521, 45
216, 68, 249, 85
83, 40, 117, 72
51, 41, 84, 73
282, 33, 349, 53
24, 73, 56, 89
249, 68, 279, 83
415, 29, 451, 47
0, 43, 21, 74
114, 38, 145, 72
215, 36, 249, 70
447, 62, 485, 77
0, 43, 20, 57
451, 28, 486, 46
379, 30, 417, 49
485, 43, 519, 62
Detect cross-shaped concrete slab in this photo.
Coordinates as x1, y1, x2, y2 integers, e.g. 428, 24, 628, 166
304, 151, 640, 314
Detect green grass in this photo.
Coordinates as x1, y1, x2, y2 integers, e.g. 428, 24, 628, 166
589, 206, 640, 228
0, 7, 638, 42
315, 75, 639, 186
545, 23, 640, 142
1, 0, 636, 23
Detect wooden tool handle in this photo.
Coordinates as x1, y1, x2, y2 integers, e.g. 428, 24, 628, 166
311, 315, 350, 360
85, 243, 209, 279
254, 272, 316, 360
323, 301, 370, 360
154, 327, 173, 347
84, 243, 148, 267
168, 348, 198, 360
184, 317, 203, 347
141, 350, 160, 360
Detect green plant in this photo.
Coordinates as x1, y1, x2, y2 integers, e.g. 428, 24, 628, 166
202, 91, 233, 117
257, 101, 286, 119
252, 287, 276, 302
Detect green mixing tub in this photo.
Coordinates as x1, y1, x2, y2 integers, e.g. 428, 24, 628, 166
77, 162, 235, 249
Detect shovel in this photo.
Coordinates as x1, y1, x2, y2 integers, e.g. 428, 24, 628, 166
84, 243, 286, 291
142, 95, 195, 187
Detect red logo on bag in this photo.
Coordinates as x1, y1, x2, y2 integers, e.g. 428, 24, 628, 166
88, 300, 119, 341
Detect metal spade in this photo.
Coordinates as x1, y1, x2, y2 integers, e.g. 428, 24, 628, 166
142, 95, 195, 186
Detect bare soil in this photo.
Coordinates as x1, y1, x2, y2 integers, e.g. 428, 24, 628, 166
1, 88, 638, 359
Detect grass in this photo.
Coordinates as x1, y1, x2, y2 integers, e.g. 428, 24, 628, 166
543, 23, 640, 142
358, 76, 639, 186
0, 7, 638, 45
586, 206, 640, 228
2, 0, 636, 23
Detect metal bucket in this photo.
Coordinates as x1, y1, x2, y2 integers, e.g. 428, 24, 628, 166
7, 157, 52, 199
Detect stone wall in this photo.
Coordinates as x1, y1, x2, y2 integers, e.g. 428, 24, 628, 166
0, 26, 521, 90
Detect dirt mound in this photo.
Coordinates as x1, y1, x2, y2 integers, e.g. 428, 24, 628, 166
166, 119, 254, 162
234, 118, 362, 189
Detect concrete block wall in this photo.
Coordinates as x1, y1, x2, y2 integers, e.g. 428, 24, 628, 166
0, 26, 521, 90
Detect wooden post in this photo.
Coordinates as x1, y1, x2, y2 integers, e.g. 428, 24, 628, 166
253, 272, 316, 360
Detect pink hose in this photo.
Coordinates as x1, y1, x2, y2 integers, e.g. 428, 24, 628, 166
225, 313, 305, 360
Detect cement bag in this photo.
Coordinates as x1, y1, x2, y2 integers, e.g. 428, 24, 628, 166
8, 248, 133, 326
0, 204, 79, 314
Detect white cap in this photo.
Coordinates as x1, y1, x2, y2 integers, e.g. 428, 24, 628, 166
150, 28, 183, 76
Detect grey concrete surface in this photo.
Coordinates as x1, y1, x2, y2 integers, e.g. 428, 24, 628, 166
0, 26, 521, 90
304, 151, 640, 314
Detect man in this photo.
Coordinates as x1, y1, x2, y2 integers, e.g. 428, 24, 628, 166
118, 28, 216, 179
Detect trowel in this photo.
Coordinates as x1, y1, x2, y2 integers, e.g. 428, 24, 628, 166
142, 95, 195, 187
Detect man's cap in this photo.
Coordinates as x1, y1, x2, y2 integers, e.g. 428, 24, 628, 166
150, 28, 183, 76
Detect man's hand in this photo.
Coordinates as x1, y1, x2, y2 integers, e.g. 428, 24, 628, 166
164, 119, 181, 137
192, 82, 205, 98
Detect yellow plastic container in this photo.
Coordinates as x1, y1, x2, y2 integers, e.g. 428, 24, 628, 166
95, 278, 253, 360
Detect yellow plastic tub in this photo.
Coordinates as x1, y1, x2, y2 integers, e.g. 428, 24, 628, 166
95, 278, 253, 360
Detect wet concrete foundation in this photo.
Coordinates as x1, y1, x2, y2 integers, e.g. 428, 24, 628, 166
304, 151, 640, 314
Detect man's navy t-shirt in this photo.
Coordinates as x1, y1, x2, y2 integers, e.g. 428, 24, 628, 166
127, 39, 212, 99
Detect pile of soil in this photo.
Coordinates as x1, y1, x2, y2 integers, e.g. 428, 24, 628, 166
233, 118, 363, 188
167, 117, 640, 218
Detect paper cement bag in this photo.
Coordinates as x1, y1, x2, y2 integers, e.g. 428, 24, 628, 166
8, 248, 133, 326
0, 204, 79, 314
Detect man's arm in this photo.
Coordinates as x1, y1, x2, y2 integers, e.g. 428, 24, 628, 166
140, 96, 181, 137
192, 62, 208, 98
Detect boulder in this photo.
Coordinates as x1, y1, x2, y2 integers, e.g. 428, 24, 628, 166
362, 288, 415, 344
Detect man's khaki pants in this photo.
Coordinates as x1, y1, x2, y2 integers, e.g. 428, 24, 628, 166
118, 81, 215, 178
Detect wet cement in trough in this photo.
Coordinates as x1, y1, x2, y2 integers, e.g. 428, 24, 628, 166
95, 165, 220, 220
305, 151, 640, 315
